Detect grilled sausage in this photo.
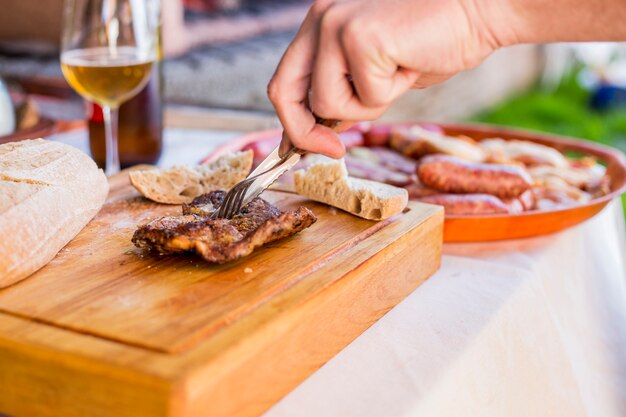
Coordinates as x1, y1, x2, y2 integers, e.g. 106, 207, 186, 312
417, 155, 533, 198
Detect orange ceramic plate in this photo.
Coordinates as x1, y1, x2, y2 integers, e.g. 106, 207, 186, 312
0, 117, 57, 145
205, 123, 626, 242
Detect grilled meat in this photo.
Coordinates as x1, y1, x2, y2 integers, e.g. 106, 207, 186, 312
181, 191, 224, 216
133, 191, 317, 263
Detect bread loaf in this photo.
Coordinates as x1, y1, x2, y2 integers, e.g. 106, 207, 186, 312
129, 150, 253, 204
294, 156, 408, 220
0, 139, 108, 287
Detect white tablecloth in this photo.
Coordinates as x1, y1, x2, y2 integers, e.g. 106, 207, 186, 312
54, 128, 626, 417
265, 200, 626, 417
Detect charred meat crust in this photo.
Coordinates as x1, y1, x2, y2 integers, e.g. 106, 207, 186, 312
197, 207, 315, 263
133, 191, 316, 263
181, 191, 225, 216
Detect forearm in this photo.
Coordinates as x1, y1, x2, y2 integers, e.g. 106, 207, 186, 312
477, 0, 626, 46
267, 0, 626, 157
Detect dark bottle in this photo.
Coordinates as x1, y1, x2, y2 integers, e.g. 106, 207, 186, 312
87, 60, 163, 169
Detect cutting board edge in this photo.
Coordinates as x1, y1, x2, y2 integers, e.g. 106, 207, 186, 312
0, 312, 175, 417
168, 203, 443, 373
0, 203, 444, 417
170, 206, 444, 417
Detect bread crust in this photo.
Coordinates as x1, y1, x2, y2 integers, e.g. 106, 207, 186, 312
0, 139, 108, 287
129, 151, 253, 204
294, 156, 408, 220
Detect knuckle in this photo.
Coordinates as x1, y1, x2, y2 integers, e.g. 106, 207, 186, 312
266, 78, 281, 104
319, 3, 341, 33
341, 17, 368, 47
309, 0, 333, 18
342, 17, 381, 60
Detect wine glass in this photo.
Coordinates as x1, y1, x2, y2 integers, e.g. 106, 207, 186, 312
61, 0, 159, 175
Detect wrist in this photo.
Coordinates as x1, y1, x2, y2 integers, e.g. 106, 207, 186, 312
463, 0, 522, 48
472, 0, 626, 45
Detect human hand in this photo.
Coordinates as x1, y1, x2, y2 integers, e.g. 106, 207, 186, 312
267, 0, 504, 158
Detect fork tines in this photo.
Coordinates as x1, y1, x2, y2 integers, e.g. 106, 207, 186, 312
211, 147, 302, 219
211, 179, 253, 219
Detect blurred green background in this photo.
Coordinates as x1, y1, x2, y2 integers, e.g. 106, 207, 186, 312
471, 67, 626, 217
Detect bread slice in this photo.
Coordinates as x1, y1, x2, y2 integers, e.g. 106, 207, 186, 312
0, 139, 108, 287
294, 156, 408, 220
129, 150, 253, 204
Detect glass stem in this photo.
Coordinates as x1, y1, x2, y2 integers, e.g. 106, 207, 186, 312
102, 105, 121, 176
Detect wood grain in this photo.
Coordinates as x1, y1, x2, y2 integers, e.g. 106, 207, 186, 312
0, 170, 443, 417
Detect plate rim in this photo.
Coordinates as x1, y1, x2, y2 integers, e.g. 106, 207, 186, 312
204, 121, 626, 222
0, 117, 58, 144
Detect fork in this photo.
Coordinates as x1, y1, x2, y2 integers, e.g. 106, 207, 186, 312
210, 145, 303, 219
211, 117, 341, 219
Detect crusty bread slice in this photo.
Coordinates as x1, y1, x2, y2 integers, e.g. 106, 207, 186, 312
0, 139, 108, 287
294, 156, 408, 220
129, 150, 253, 204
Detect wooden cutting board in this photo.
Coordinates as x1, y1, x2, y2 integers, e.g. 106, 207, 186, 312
0, 170, 443, 417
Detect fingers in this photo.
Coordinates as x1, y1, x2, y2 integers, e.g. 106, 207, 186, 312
310, 3, 417, 121
310, 9, 386, 121
340, 18, 419, 108
278, 124, 345, 158
349, 65, 419, 108
269, 0, 447, 158
268, 1, 345, 158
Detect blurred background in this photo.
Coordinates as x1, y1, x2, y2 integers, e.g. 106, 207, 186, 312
0, 0, 625, 209
0, 0, 542, 124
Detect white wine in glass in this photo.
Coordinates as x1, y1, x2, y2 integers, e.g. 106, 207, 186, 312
61, 47, 153, 108
61, 0, 159, 175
